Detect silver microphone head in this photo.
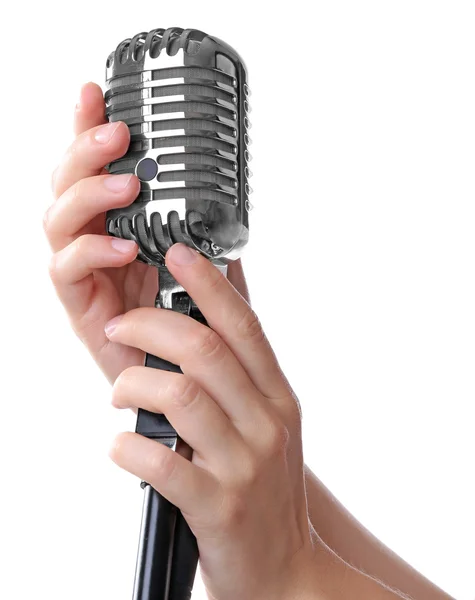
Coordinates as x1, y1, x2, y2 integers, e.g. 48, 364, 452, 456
104, 27, 252, 268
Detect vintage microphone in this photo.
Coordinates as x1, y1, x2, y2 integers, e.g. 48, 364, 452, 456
103, 27, 252, 600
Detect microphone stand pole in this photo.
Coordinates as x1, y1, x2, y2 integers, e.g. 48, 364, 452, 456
132, 266, 201, 600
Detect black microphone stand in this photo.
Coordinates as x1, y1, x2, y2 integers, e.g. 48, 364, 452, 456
133, 267, 203, 600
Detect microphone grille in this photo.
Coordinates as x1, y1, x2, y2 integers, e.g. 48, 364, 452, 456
104, 28, 251, 267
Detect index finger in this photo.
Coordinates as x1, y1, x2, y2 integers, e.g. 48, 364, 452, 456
74, 82, 107, 137
51, 120, 130, 200
165, 244, 292, 402
50, 82, 110, 199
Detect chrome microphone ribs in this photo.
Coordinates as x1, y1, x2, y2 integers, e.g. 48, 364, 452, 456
104, 27, 252, 269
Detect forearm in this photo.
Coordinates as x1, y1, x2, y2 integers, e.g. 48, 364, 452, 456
292, 531, 413, 600
304, 465, 454, 600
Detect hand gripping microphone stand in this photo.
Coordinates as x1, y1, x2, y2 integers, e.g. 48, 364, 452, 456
104, 27, 251, 600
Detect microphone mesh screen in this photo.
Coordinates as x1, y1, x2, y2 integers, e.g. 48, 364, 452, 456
104, 28, 251, 267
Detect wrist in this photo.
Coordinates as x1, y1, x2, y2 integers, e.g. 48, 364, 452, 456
304, 529, 407, 600
273, 527, 335, 600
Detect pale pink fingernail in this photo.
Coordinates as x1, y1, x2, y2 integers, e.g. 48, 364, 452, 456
105, 314, 124, 337
111, 238, 137, 254
104, 174, 133, 192
95, 122, 120, 144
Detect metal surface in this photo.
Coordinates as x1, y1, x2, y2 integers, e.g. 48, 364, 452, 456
104, 27, 252, 268
158, 267, 187, 310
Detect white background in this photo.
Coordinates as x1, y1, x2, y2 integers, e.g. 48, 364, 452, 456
1, 1, 473, 599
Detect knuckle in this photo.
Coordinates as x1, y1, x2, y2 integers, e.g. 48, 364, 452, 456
149, 448, 177, 484
234, 308, 265, 344
47, 253, 59, 283
73, 234, 91, 258
50, 167, 58, 194
279, 389, 303, 432
109, 433, 127, 462
262, 419, 290, 458
125, 313, 144, 339
72, 178, 83, 203
193, 329, 226, 362
204, 265, 225, 293
65, 143, 77, 163
58, 148, 75, 182
111, 367, 134, 405
217, 493, 247, 530
233, 451, 260, 488
42, 207, 51, 235
171, 377, 201, 411
287, 397, 303, 429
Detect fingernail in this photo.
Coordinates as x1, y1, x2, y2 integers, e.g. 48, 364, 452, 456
95, 122, 120, 144
105, 314, 124, 337
111, 238, 137, 254
168, 243, 198, 265
104, 174, 133, 192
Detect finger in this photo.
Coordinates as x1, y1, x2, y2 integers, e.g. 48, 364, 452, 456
109, 431, 221, 520
48, 234, 138, 317
226, 258, 250, 304
165, 244, 290, 401
74, 82, 107, 137
51, 120, 130, 200
104, 308, 269, 431
44, 173, 140, 252
112, 367, 245, 467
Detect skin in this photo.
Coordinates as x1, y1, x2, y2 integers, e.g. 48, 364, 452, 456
43, 82, 450, 600
304, 470, 454, 600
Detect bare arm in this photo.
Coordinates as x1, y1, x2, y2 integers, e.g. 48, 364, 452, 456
306, 531, 415, 600
304, 466, 454, 600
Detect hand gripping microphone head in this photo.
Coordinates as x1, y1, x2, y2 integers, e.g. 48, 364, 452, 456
104, 27, 252, 269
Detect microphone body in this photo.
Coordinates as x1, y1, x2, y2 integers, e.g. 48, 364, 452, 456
104, 27, 251, 600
